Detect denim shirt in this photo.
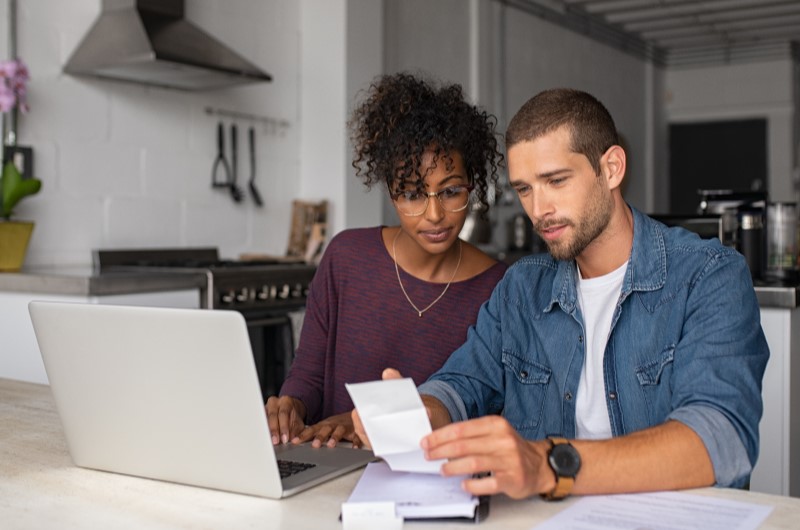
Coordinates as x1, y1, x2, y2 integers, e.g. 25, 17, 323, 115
419, 205, 769, 488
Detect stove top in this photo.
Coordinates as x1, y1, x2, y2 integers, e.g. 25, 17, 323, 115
94, 247, 316, 310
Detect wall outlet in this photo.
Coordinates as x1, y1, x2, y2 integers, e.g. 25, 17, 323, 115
2, 145, 34, 180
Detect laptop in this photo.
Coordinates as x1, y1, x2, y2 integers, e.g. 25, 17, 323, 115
28, 301, 375, 498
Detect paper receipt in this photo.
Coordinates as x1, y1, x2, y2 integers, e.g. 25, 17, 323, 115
346, 378, 445, 473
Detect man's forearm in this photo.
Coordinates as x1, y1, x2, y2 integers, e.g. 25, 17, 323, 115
421, 395, 452, 430
571, 420, 715, 494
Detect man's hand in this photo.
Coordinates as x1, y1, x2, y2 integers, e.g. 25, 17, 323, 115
265, 395, 306, 445
421, 415, 554, 499
292, 412, 363, 448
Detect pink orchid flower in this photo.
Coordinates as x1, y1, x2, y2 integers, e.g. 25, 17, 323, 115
0, 58, 29, 113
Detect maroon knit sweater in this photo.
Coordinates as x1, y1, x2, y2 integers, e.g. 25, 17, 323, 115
279, 226, 507, 423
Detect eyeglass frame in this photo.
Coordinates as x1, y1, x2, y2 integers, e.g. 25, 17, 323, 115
389, 184, 474, 217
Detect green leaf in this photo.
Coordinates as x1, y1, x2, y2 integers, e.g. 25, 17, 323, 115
1, 160, 42, 219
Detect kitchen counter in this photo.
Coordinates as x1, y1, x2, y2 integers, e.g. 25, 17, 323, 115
753, 282, 800, 309
0, 266, 207, 296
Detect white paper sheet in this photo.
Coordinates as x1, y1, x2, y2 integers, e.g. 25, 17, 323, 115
345, 461, 478, 519
345, 378, 445, 473
533, 491, 773, 530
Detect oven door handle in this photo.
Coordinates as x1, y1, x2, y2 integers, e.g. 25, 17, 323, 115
245, 316, 291, 327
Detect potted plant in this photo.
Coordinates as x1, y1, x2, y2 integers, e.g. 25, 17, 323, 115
0, 58, 39, 272
0, 160, 41, 271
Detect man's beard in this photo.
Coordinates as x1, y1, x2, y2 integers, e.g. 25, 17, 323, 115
535, 184, 613, 261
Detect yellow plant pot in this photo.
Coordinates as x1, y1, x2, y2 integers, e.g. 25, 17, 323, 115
0, 221, 34, 272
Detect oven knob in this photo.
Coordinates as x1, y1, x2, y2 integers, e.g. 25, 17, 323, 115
270, 285, 278, 299
279, 284, 291, 299
291, 283, 303, 298
221, 290, 236, 305
257, 286, 269, 300
236, 287, 250, 303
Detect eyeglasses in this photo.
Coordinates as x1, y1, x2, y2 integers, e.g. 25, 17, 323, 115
390, 184, 474, 216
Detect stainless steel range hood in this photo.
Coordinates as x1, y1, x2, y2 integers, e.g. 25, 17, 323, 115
64, 0, 272, 91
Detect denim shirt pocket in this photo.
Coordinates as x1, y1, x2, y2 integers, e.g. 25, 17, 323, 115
501, 350, 551, 436
634, 345, 675, 422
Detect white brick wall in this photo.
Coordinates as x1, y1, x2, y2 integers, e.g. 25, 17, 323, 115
6, 0, 304, 266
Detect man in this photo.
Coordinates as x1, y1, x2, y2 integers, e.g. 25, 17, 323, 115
354, 88, 769, 500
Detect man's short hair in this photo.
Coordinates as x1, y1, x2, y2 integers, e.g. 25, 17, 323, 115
505, 88, 619, 174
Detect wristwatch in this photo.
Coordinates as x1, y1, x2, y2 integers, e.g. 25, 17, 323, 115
542, 436, 581, 500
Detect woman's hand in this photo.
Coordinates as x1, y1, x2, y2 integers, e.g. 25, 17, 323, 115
293, 412, 363, 448
265, 395, 306, 445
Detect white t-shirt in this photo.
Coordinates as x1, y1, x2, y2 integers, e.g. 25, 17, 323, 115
575, 260, 627, 440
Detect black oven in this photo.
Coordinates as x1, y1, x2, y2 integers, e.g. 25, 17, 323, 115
94, 248, 317, 399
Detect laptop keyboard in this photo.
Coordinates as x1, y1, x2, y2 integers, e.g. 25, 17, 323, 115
277, 459, 317, 479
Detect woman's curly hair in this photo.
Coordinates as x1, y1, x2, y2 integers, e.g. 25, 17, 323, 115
349, 72, 502, 212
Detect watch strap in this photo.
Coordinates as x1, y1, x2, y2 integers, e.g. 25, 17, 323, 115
543, 436, 575, 501
543, 475, 574, 500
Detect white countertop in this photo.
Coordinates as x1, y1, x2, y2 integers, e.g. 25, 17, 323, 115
0, 266, 207, 296
2, 378, 800, 529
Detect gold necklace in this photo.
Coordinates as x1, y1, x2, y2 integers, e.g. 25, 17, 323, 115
392, 229, 462, 317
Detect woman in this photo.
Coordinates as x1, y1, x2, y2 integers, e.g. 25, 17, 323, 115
266, 72, 506, 448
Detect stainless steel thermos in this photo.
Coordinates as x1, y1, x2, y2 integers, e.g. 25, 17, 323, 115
737, 209, 764, 280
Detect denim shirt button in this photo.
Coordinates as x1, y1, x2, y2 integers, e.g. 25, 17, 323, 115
565, 392, 573, 401
520, 370, 528, 378
578, 335, 584, 343
609, 392, 617, 400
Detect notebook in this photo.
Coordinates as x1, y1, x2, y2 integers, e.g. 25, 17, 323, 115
28, 301, 374, 498
344, 461, 490, 522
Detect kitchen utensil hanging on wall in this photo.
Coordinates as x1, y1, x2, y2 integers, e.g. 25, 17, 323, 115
228, 124, 244, 203
211, 122, 233, 191
248, 126, 263, 207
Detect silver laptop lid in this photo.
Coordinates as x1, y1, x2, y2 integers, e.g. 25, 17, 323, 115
29, 301, 284, 498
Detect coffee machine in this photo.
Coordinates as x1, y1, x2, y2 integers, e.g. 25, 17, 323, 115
700, 189, 771, 281
654, 189, 771, 280
695, 190, 800, 282
697, 189, 767, 217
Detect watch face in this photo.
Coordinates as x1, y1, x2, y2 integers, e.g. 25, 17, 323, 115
549, 443, 581, 477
